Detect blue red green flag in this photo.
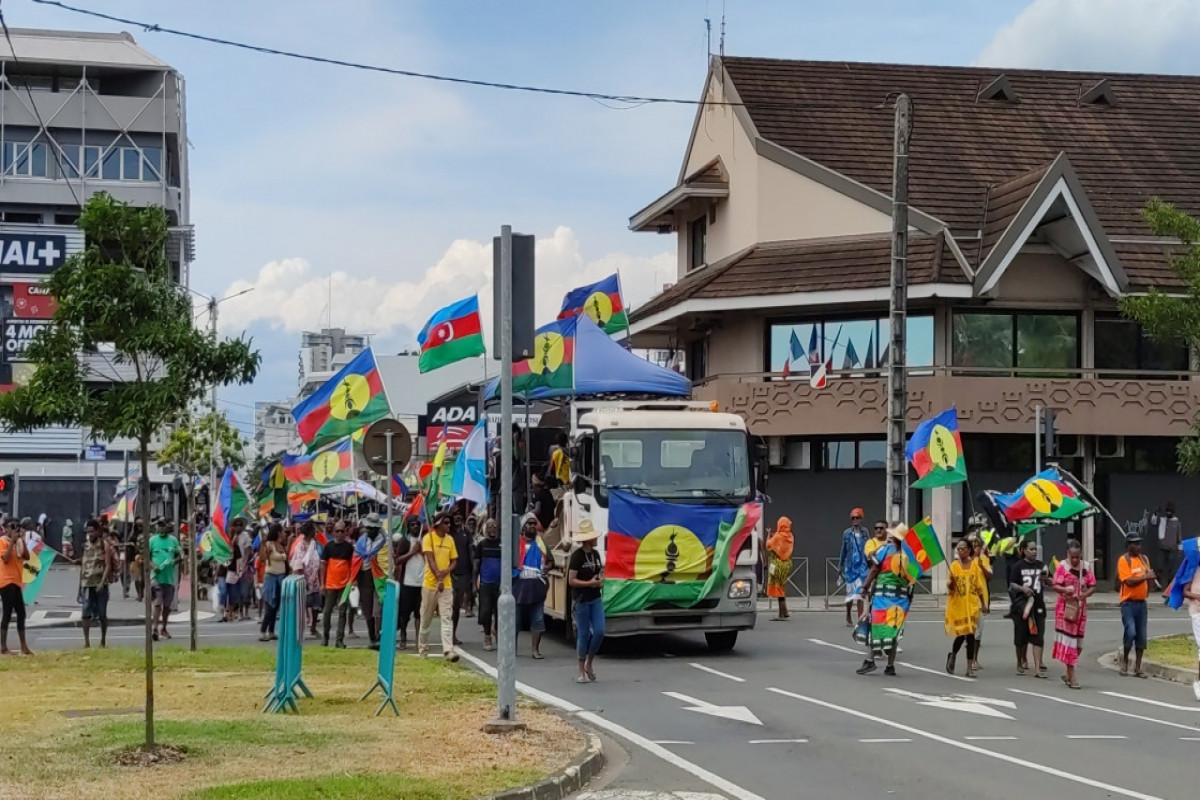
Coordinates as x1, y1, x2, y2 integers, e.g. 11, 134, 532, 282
558, 273, 628, 336
282, 438, 354, 487
905, 407, 967, 489
901, 517, 946, 580
292, 348, 390, 452
513, 317, 575, 395
200, 466, 249, 563
993, 468, 1095, 524
417, 295, 486, 373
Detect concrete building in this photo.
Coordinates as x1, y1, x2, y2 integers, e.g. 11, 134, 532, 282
0, 29, 192, 532
252, 401, 299, 460
297, 328, 367, 398
630, 57, 1200, 585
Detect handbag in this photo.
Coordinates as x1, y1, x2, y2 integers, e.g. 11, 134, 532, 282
1063, 596, 1081, 623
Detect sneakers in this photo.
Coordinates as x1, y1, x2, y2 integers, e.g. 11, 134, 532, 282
482, 635, 495, 651
856, 660, 877, 675
1193, 681, 1200, 702
444, 651, 460, 663
883, 665, 897, 676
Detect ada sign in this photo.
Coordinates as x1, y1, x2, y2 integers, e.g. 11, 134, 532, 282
85, 444, 107, 461
0, 233, 66, 275
430, 405, 477, 425
1, 319, 50, 362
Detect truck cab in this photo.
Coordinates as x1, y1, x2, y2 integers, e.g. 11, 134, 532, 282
546, 401, 764, 652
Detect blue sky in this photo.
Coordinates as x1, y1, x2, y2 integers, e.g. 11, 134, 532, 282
12, 0, 1200, 440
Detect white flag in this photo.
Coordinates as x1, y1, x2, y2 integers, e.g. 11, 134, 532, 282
450, 419, 489, 505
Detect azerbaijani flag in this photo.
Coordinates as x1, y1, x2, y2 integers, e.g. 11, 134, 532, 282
202, 466, 249, 563
292, 348, 390, 452
21, 537, 53, 604
602, 490, 761, 615
994, 468, 1094, 524
901, 517, 946, 580
513, 317, 575, 396
905, 407, 967, 489
282, 438, 354, 487
558, 273, 628, 336
417, 295, 486, 373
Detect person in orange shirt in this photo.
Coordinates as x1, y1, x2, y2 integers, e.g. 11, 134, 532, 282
1117, 532, 1158, 677
0, 518, 32, 655
765, 517, 795, 620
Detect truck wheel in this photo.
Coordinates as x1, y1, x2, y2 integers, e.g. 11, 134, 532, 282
705, 631, 738, 652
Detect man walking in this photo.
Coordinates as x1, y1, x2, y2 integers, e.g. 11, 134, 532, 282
839, 508, 869, 627
1117, 532, 1157, 677
394, 516, 425, 650
514, 513, 552, 660
1156, 502, 1183, 583
148, 519, 182, 641
80, 519, 116, 648
474, 518, 502, 651
354, 514, 387, 650
1008, 539, 1047, 677
418, 512, 459, 661
320, 520, 354, 648
450, 509, 474, 647
0, 518, 31, 655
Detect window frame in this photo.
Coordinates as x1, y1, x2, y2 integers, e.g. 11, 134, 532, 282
688, 214, 707, 271
951, 309, 1081, 373
764, 312, 935, 374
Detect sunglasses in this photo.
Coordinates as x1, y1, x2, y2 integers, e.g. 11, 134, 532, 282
874, 525, 886, 531
851, 516, 862, 520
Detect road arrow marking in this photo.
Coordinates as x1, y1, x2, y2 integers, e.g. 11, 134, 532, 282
662, 691, 763, 725
883, 688, 1016, 719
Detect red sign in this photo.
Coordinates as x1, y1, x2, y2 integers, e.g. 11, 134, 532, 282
12, 282, 57, 319
426, 424, 471, 446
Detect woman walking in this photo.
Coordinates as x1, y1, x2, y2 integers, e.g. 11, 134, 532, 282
568, 520, 605, 683
946, 539, 985, 677
258, 523, 287, 641
766, 517, 795, 620
1051, 540, 1096, 689
968, 533, 992, 672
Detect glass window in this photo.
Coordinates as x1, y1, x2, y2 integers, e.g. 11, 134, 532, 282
1017, 314, 1077, 370
830, 319, 875, 370
823, 441, 856, 470
905, 316, 934, 368
688, 216, 707, 270
83, 146, 101, 178
769, 321, 820, 373
101, 148, 120, 180
769, 315, 932, 374
122, 148, 141, 180
598, 429, 751, 503
857, 440, 886, 469
142, 147, 162, 180
953, 313, 1013, 369
1095, 317, 1188, 373
29, 143, 46, 177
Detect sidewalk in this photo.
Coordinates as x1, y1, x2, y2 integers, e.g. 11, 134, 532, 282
28, 564, 215, 629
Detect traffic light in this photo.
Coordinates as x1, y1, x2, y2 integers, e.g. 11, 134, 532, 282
1042, 408, 1058, 459
0, 475, 11, 516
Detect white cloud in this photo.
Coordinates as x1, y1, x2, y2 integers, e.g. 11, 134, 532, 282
977, 0, 1200, 72
211, 227, 674, 350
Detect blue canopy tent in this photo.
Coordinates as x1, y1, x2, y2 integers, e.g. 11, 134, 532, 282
484, 314, 690, 402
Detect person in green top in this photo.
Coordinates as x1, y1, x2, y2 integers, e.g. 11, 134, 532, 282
148, 519, 182, 641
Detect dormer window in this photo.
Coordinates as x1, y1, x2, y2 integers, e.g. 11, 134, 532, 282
688, 214, 707, 271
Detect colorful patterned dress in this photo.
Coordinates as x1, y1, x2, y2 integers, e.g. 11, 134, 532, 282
853, 538, 916, 655
944, 559, 983, 638
1052, 562, 1096, 666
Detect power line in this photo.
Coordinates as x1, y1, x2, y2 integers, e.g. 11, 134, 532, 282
27, 0, 851, 112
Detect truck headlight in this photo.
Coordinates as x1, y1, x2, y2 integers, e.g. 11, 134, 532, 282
728, 579, 752, 599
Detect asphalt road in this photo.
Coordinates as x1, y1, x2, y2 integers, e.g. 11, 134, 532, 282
24, 581, 1200, 800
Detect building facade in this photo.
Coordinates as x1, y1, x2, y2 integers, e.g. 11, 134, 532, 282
252, 401, 299, 460
0, 29, 191, 528
629, 57, 1200, 585
297, 328, 368, 399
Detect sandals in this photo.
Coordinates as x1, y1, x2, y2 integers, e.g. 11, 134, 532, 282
945, 653, 956, 674
1135, 672, 1149, 679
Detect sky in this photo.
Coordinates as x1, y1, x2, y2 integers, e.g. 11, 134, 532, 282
12, 0, 1200, 440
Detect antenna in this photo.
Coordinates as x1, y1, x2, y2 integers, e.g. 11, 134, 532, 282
705, 15, 711, 59
328, 274, 332, 329
719, 0, 726, 58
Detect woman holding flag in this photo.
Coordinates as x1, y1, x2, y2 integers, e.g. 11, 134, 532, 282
854, 522, 916, 677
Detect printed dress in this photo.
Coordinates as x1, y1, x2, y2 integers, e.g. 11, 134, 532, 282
944, 560, 983, 638
853, 539, 915, 655
1052, 562, 1096, 666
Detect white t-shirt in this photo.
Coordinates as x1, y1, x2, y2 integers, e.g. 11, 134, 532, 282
1188, 570, 1200, 617
402, 535, 425, 587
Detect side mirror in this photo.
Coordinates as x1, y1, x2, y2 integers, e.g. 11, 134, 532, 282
573, 475, 589, 495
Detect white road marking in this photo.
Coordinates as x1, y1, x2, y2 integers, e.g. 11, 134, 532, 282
858, 738, 911, 743
456, 650, 765, 800
807, 637, 973, 682
748, 739, 808, 744
1101, 691, 1200, 712
1008, 689, 1200, 733
965, 736, 1019, 741
882, 687, 1016, 719
653, 740, 695, 745
1066, 735, 1126, 739
1179, 737, 1200, 741
662, 691, 763, 726
769, 687, 1164, 800
689, 662, 746, 683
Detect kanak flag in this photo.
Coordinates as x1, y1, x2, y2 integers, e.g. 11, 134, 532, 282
282, 438, 354, 487
292, 348, 389, 452
559, 273, 628, 337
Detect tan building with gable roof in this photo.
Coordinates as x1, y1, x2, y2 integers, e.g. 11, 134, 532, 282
629, 56, 1200, 583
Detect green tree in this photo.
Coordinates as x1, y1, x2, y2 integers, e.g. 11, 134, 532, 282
1120, 199, 1200, 473
0, 194, 260, 750
158, 406, 249, 476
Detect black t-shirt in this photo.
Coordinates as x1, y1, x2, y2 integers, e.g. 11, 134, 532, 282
452, 528, 474, 576
531, 486, 555, 530
322, 540, 354, 564
1008, 558, 1046, 616
569, 547, 604, 604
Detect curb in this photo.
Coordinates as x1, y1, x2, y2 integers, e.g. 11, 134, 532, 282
483, 732, 604, 800
30, 617, 156, 630
1101, 649, 1196, 686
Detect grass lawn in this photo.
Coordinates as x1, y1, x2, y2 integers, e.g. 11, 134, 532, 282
1146, 633, 1199, 672
0, 645, 580, 800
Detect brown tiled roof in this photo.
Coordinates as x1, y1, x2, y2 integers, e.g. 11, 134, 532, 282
721, 57, 1200, 284
1113, 242, 1187, 289
633, 232, 962, 322
979, 163, 1052, 263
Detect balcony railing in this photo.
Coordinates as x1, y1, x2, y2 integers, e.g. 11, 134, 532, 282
692, 367, 1200, 437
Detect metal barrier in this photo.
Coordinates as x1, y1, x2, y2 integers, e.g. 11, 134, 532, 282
783, 557, 811, 609
360, 579, 400, 716
264, 575, 313, 714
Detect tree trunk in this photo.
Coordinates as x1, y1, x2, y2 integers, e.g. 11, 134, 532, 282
139, 440, 155, 749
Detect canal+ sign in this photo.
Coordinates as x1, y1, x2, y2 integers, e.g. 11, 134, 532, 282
0, 233, 67, 275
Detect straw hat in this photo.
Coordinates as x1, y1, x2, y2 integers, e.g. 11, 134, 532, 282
575, 518, 601, 543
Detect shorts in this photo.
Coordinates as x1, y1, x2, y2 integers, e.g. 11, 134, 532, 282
516, 602, 545, 633
1013, 609, 1046, 649
452, 573, 472, 608
82, 586, 109, 621
844, 576, 864, 603
153, 583, 176, 610
307, 591, 322, 610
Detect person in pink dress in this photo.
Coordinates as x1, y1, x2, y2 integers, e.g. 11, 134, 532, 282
1050, 540, 1097, 689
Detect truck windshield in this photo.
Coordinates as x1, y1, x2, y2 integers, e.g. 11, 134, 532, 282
597, 429, 751, 503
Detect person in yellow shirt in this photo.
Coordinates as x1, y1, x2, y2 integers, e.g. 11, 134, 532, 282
968, 533, 992, 673
418, 512, 459, 662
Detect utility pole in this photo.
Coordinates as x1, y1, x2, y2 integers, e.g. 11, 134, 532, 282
885, 94, 912, 527
1034, 404, 1043, 561
208, 296, 218, 506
